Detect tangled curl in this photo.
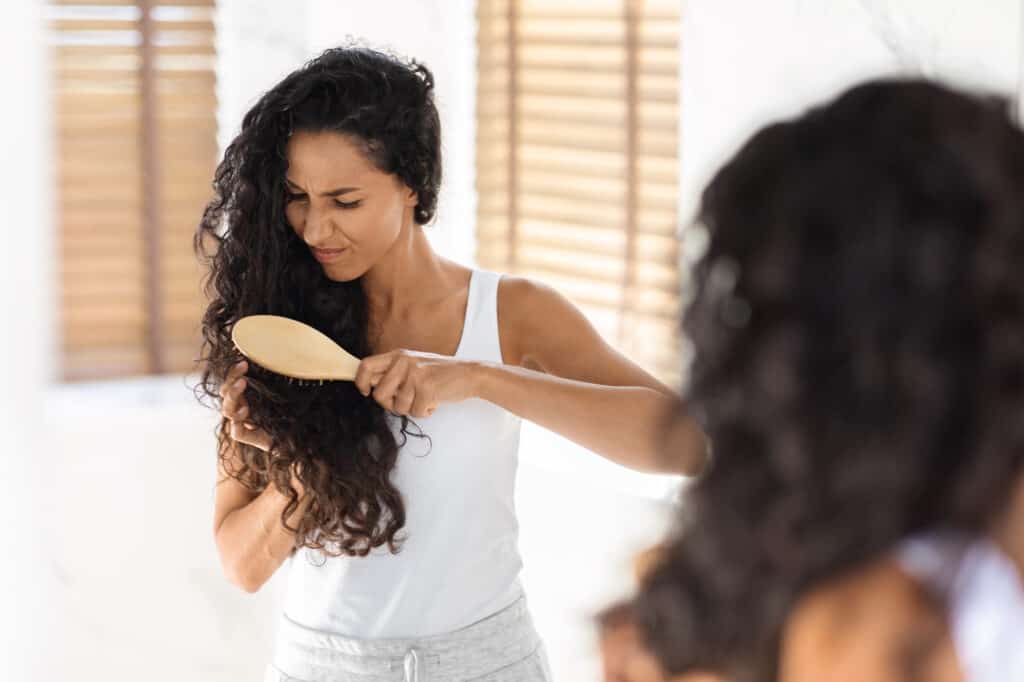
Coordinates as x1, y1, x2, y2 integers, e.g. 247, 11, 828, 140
632, 79, 1024, 681
191, 45, 442, 558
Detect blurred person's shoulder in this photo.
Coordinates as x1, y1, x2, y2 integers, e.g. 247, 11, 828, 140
781, 555, 962, 682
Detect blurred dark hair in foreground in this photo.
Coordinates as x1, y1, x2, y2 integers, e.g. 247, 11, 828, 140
623, 78, 1024, 682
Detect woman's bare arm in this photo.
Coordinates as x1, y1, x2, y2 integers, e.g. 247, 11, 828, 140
355, 277, 708, 475
483, 276, 707, 475
473, 364, 703, 474
213, 363, 312, 594
213, 441, 311, 593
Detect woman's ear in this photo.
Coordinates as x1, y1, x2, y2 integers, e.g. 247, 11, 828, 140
403, 185, 418, 208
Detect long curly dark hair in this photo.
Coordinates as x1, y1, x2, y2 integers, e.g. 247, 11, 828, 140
631, 78, 1024, 681
191, 45, 442, 558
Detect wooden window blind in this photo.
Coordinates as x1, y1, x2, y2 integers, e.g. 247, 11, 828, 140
49, 0, 217, 381
476, 0, 682, 388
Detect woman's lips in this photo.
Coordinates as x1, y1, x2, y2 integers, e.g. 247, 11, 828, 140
312, 247, 347, 263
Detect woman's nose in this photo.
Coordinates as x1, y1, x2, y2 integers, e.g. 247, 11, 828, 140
303, 206, 334, 246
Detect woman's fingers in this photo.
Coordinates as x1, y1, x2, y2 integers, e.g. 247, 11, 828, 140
219, 360, 271, 451
355, 351, 444, 417
371, 356, 410, 408
221, 378, 247, 419
230, 359, 248, 379
230, 420, 257, 447
229, 417, 271, 451
219, 361, 246, 400
220, 360, 248, 394
355, 352, 398, 396
410, 393, 436, 419
393, 382, 416, 415
220, 362, 250, 422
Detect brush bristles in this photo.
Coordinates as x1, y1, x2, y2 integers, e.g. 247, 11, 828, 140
243, 357, 330, 387
286, 377, 327, 387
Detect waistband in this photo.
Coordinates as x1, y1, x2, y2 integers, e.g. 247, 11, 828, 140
269, 594, 541, 682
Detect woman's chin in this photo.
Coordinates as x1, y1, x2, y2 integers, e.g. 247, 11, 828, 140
320, 262, 364, 283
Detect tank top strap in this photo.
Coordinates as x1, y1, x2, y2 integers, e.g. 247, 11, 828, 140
458, 269, 504, 365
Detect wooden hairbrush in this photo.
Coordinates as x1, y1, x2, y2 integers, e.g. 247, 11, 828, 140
231, 315, 361, 386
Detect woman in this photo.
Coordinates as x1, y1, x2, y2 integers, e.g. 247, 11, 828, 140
193, 45, 706, 681
606, 79, 1024, 682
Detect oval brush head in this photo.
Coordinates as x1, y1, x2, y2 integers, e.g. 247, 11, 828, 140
231, 315, 361, 385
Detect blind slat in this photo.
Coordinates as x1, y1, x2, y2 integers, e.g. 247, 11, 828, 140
53, 0, 216, 380
476, 0, 681, 387
51, 18, 214, 32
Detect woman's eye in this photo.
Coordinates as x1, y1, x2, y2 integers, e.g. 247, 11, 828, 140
284, 193, 359, 209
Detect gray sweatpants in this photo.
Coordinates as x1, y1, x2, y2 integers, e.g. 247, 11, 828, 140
264, 595, 554, 681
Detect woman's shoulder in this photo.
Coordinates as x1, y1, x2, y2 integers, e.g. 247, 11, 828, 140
492, 274, 587, 369
494, 273, 560, 307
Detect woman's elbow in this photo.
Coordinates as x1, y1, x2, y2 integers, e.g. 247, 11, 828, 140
224, 560, 265, 594
657, 417, 709, 476
215, 535, 266, 594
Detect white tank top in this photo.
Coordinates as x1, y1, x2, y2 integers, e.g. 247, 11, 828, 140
899, 532, 1024, 682
282, 269, 526, 638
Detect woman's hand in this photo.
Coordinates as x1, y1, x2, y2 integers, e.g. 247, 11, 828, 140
355, 350, 480, 418
219, 360, 307, 498
219, 360, 273, 451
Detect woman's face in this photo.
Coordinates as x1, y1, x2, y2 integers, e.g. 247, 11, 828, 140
283, 130, 418, 281
780, 560, 962, 682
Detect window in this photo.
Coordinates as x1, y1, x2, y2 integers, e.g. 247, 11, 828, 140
49, 0, 217, 381
475, 0, 682, 388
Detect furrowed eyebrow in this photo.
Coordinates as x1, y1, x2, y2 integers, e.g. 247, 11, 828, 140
285, 177, 360, 197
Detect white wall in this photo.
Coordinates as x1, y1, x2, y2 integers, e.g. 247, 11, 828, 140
679, 0, 1023, 227
215, 0, 310, 154
1, 1, 57, 680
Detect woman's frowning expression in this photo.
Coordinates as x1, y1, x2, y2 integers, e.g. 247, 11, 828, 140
284, 130, 419, 281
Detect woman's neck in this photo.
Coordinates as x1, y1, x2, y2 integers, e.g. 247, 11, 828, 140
360, 221, 451, 318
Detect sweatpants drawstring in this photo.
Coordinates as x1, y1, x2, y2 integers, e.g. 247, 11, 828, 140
403, 647, 420, 682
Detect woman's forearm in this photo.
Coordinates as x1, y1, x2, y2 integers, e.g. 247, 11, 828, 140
215, 476, 311, 593
470, 362, 706, 475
